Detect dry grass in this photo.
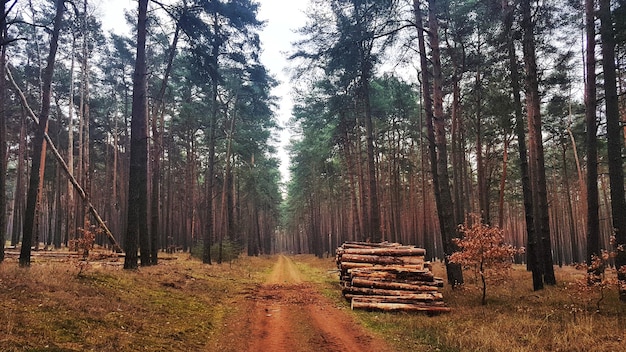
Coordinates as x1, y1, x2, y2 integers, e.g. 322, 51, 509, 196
0, 252, 276, 352
3, 252, 626, 351
303, 258, 626, 352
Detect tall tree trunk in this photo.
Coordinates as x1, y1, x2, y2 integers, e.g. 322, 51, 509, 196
19, 0, 64, 266
124, 0, 149, 269
498, 136, 510, 229
561, 145, 579, 263
150, 25, 179, 265
67, 33, 76, 245
414, 0, 463, 286
585, 0, 600, 275
11, 110, 26, 246
80, 0, 91, 243
521, 0, 556, 287
599, 0, 626, 301
503, 0, 538, 285
0, 0, 6, 262
429, 0, 463, 286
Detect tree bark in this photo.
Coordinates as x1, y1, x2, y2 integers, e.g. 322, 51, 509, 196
585, 0, 600, 274
599, 0, 626, 300
19, 0, 64, 267
0, 0, 7, 262
413, 0, 463, 286
428, 0, 463, 286
150, 25, 179, 265
125, 0, 149, 269
521, 0, 556, 287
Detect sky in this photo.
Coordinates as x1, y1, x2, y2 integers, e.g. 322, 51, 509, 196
99, 0, 309, 185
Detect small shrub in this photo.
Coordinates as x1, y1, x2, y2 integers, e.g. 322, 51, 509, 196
449, 215, 523, 305
68, 221, 98, 276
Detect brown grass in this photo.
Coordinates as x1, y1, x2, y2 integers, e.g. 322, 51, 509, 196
2, 253, 626, 351
0, 252, 276, 352
303, 258, 626, 352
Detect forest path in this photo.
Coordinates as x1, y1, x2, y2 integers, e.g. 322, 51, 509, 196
209, 255, 395, 352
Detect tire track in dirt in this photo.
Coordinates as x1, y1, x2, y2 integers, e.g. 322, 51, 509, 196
245, 255, 394, 352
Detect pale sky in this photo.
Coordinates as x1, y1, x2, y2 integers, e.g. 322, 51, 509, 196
99, 0, 308, 185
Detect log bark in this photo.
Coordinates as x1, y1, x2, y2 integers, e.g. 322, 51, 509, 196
340, 253, 424, 265
351, 300, 451, 312
350, 295, 447, 304
343, 286, 443, 298
351, 278, 440, 292
341, 262, 428, 271
340, 247, 426, 256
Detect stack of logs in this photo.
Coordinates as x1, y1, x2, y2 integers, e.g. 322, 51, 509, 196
336, 241, 450, 313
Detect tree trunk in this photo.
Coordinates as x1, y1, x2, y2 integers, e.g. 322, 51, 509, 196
599, 0, 626, 301
521, 0, 556, 287
19, 0, 64, 267
150, 25, 179, 265
585, 0, 600, 274
125, 0, 149, 269
414, 0, 463, 286
11, 110, 26, 246
0, 0, 6, 262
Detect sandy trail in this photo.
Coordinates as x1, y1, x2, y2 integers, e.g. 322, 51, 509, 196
210, 255, 394, 352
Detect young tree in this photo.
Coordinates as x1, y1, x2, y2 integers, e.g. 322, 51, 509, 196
450, 215, 522, 305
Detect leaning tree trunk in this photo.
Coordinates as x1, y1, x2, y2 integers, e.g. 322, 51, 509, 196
599, 0, 626, 301
125, 0, 149, 269
20, 0, 64, 267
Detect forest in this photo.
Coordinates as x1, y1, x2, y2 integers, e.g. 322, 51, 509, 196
0, 0, 625, 296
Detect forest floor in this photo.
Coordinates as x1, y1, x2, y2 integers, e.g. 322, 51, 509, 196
2, 249, 626, 351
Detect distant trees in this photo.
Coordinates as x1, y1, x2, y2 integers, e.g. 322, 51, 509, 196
3, 0, 280, 267
285, 0, 626, 296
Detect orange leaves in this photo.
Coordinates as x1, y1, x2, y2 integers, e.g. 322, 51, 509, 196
448, 214, 523, 304
449, 216, 522, 271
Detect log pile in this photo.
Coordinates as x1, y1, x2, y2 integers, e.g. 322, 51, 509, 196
336, 242, 450, 313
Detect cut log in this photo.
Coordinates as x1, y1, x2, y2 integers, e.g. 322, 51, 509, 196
336, 242, 449, 313
342, 286, 444, 299
351, 278, 440, 292
351, 300, 452, 313
341, 262, 428, 271
341, 247, 426, 256
340, 254, 425, 265
349, 295, 448, 305
341, 241, 404, 249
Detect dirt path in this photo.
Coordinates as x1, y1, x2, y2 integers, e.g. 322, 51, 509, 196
211, 255, 394, 352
